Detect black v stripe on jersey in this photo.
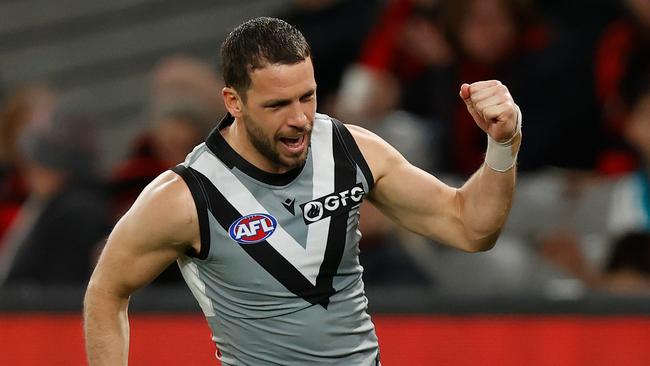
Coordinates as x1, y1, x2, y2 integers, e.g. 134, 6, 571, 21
314, 133, 356, 304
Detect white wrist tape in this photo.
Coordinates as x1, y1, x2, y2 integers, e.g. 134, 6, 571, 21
485, 106, 522, 172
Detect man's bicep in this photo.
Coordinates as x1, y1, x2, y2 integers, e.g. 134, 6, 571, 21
88, 173, 197, 298
90, 213, 183, 298
347, 125, 455, 227
348, 123, 465, 245
368, 160, 459, 239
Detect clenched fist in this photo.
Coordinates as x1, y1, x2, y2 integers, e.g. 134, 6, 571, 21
459, 80, 520, 143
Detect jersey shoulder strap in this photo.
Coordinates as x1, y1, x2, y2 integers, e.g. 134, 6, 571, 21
329, 117, 374, 191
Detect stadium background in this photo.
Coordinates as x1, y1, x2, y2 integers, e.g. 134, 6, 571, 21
1, 0, 649, 365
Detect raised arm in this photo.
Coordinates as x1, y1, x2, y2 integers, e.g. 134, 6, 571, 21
83, 171, 200, 365
352, 80, 521, 252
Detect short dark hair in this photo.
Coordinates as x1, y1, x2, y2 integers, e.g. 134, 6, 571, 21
221, 17, 311, 98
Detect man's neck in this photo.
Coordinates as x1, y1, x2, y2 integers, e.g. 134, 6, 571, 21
221, 118, 288, 174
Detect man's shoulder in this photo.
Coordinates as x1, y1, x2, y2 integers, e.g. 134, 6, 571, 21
133, 170, 194, 221
313, 112, 363, 136
121, 169, 198, 245
313, 113, 387, 156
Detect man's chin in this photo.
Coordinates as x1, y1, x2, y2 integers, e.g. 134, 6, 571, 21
282, 156, 307, 170
279, 151, 308, 170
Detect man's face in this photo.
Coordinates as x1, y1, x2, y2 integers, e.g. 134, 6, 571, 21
460, 0, 516, 65
239, 58, 317, 171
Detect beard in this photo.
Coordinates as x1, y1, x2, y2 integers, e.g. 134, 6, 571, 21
243, 113, 311, 170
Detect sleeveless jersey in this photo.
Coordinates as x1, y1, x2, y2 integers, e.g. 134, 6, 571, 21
172, 113, 380, 365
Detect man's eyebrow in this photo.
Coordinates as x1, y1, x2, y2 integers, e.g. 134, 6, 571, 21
261, 88, 316, 108
300, 89, 316, 99
261, 98, 291, 108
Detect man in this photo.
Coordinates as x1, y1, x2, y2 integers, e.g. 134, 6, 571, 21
84, 17, 521, 365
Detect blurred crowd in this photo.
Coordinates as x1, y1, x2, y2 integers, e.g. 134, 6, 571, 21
0, 0, 648, 298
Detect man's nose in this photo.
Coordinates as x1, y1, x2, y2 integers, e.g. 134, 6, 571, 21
286, 103, 308, 129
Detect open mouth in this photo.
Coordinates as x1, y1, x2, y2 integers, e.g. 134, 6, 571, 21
279, 135, 305, 152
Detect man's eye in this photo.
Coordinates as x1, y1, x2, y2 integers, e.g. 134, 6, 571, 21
267, 102, 288, 109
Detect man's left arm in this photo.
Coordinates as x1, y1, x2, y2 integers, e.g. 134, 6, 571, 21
349, 80, 521, 252
454, 80, 521, 249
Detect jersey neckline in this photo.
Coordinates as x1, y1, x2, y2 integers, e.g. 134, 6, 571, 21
205, 113, 305, 186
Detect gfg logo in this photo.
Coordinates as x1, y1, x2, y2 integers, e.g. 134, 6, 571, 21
228, 213, 277, 244
300, 183, 365, 224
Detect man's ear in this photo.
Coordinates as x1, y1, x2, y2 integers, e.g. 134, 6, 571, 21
222, 87, 244, 118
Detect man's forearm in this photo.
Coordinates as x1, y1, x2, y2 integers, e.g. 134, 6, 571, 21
458, 107, 521, 252
84, 287, 131, 366
458, 163, 516, 251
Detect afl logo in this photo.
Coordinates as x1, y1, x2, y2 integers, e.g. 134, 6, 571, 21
228, 213, 277, 244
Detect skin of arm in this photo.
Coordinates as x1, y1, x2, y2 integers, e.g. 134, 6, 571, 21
83, 171, 200, 365
351, 80, 519, 252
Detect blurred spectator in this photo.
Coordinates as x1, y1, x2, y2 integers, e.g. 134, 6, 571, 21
542, 231, 650, 296
336, 0, 565, 287
336, 0, 454, 128
328, 1, 451, 287
602, 231, 650, 294
110, 55, 223, 284
0, 85, 57, 243
595, 79, 650, 239
0, 95, 110, 286
111, 108, 212, 222
594, 0, 650, 175
336, 0, 458, 177
435, 0, 585, 175
148, 54, 224, 126
279, 0, 383, 115
538, 78, 650, 295
336, 0, 591, 176
111, 54, 223, 222
447, 0, 646, 296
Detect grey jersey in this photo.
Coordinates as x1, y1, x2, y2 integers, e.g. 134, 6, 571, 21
172, 113, 379, 365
